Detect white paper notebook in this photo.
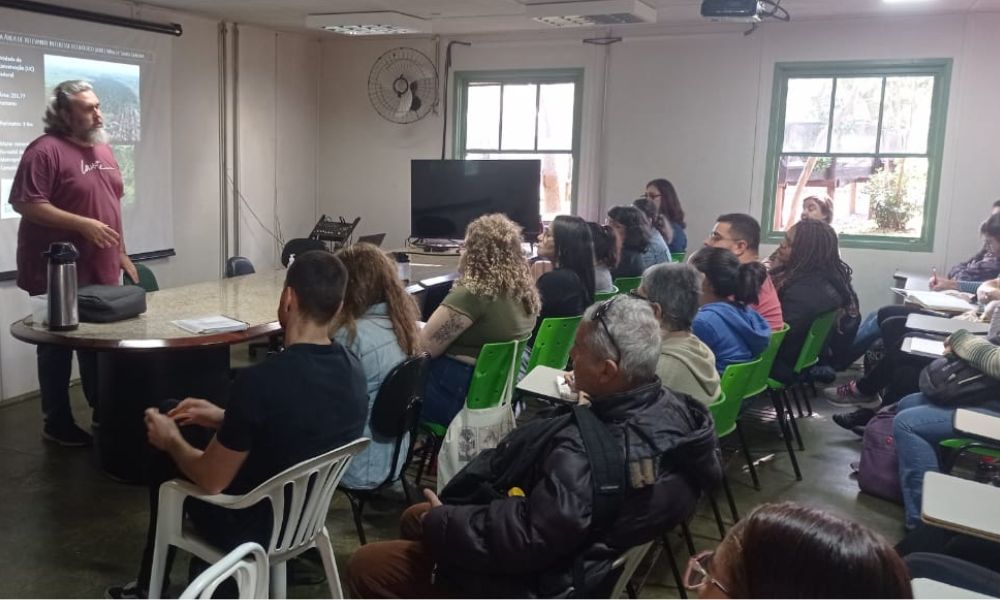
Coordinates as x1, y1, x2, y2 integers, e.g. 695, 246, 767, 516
891, 289, 975, 313
172, 315, 248, 334
902, 337, 946, 357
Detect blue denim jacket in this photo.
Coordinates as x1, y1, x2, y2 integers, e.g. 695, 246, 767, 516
334, 303, 409, 489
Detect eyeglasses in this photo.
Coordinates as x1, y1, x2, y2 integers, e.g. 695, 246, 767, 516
683, 550, 730, 595
591, 296, 622, 361
708, 231, 739, 244
645, 192, 663, 200
627, 289, 646, 300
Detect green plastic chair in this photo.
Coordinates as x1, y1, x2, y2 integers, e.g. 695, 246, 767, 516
765, 310, 838, 455
526, 316, 582, 373
740, 324, 798, 483
671, 252, 686, 263
415, 340, 522, 484
594, 286, 619, 303
712, 358, 763, 492
939, 437, 1000, 473
613, 276, 642, 295
124, 263, 159, 292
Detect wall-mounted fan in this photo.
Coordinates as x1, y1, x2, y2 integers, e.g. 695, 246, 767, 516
367, 47, 438, 124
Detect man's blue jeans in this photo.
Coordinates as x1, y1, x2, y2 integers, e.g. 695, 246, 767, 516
894, 393, 1000, 529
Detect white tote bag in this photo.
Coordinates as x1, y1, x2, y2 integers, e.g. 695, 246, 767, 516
436, 344, 519, 493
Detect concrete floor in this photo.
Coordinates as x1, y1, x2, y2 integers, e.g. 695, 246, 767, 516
0, 369, 905, 598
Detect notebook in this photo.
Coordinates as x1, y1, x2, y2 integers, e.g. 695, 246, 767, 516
891, 289, 975, 313
172, 315, 248, 334
901, 337, 946, 358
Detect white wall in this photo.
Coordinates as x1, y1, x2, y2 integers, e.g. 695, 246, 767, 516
318, 12, 1000, 315
0, 3, 321, 402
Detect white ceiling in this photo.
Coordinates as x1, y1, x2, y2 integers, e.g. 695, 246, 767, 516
134, 0, 1000, 35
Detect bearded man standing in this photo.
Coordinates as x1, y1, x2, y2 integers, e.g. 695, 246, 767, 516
7, 80, 137, 446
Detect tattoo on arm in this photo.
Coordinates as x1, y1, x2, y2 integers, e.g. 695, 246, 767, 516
431, 311, 465, 345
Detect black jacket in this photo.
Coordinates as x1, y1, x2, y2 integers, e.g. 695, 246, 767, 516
773, 273, 854, 383
610, 247, 646, 279
423, 380, 721, 598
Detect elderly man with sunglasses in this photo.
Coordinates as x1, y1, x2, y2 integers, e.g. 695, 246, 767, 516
347, 296, 722, 598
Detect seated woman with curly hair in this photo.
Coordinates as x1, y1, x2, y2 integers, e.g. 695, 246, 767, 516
419, 214, 540, 426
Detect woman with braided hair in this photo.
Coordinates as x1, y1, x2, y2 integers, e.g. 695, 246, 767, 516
769, 219, 859, 384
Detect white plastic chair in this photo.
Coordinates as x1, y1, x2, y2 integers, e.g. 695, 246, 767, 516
609, 541, 654, 599
179, 542, 269, 599
149, 438, 370, 599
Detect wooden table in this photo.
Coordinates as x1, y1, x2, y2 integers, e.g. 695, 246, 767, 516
10, 257, 458, 482
921, 471, 1000, 543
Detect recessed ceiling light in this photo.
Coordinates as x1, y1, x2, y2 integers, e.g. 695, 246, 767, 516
526, 0, 657, 27
305, 12, 430, 35
883, 0, 936, 4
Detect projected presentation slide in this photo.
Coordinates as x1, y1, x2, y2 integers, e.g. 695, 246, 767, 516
0, 31, 145, 220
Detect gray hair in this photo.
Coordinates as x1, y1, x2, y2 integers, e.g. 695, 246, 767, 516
642, 263, 703, 332
582, 296, 661, 383
43, 80, 94, 135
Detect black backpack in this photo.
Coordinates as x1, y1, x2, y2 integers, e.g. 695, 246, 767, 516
918, 355, 1000, 407
439, 404, 625, 597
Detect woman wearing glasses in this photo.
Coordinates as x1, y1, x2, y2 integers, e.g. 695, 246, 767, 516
533, 216, 596, 336
684, 502, 911, 598
688, 247, 771, 373
646, 178, 687, 253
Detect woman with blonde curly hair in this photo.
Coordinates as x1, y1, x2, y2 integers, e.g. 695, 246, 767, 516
420, 213, 540, 426
332, 243, 421, 489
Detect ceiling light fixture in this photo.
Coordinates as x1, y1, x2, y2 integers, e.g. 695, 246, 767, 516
305, 11, 430, 36
526, 0, 657, 27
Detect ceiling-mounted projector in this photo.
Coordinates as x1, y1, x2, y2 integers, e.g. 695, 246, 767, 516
700, 0, 763, 22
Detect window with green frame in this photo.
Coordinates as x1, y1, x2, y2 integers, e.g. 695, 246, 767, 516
762, 59, 951, 250
453, 69, 583, 221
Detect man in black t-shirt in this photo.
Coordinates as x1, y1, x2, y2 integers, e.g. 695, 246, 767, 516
108, 251, 368, 599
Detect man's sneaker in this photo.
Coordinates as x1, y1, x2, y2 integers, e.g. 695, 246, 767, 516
104, 581, 147, 599
832, 408, 876, 433
822, 381, 881, 409
805, 365, 837, 385
42, 422, 93, 447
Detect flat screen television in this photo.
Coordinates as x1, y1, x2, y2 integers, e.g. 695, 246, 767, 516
410, 159, 542, 240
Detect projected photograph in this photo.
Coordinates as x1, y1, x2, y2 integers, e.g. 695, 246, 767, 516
113, 144, 136, 208
44, 54, 141, 144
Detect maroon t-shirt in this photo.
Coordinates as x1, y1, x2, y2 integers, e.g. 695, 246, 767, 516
8, 134, 124, 295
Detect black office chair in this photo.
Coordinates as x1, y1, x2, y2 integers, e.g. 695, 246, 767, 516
418, 274, 458, 322
340, 354, 430, 545
225, 256, 255, 278
280, 238, 328, 267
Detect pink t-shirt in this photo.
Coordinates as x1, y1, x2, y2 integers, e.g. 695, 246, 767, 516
9, 134, 124, 295
752, 275, 784, 331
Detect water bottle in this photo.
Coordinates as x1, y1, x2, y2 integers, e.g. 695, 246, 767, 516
394, 252, 411, 283
43, 241, 79, 331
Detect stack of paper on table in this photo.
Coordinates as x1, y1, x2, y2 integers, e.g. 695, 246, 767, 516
892, 289, 975, 313
172, 315, 249, 334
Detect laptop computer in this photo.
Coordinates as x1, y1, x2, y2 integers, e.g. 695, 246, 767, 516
356, 233, 386, 247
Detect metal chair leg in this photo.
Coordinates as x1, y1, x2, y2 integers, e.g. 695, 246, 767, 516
708, 492, 726, 539
346, 492, 367, 545
772, 389, 803, 480
784, 390, 804, 451
680, 521, 696, 555
791, 384, 805, 418
661, 533, 688, 599
735, 420, 760, 490
721, 472, 739, 523
802, 383, 814, 416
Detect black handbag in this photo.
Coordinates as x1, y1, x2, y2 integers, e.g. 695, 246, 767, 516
78, 284, 147, 323
918, 355, 1000, 407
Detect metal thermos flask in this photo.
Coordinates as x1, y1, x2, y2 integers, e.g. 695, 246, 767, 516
44, 241, 79, 331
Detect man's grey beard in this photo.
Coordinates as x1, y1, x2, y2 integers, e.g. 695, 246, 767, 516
84, 126, 109, 145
